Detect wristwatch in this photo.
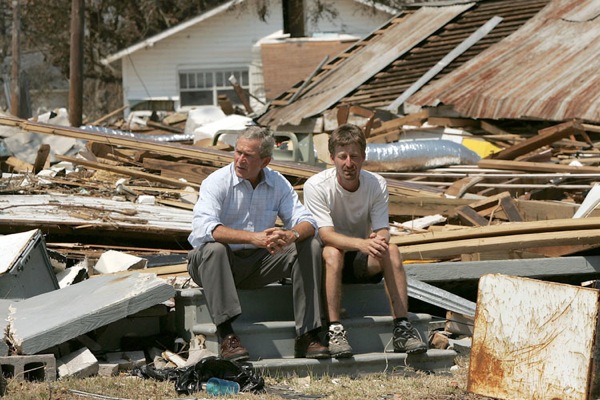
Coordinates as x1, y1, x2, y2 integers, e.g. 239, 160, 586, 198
291, 229, 300, 241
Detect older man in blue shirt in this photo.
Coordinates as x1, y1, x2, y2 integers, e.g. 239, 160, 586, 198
188, 126, 329, 362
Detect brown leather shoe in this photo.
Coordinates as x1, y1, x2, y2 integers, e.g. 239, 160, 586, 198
220, 334, 250, 362
294, 331, 330, 359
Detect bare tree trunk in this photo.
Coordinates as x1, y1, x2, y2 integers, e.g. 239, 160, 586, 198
282, 0, 305, 38
10, 0, 20, 117
69, 0, 84, 127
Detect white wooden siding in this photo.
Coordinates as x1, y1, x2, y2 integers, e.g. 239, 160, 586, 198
120, 0, 392, 109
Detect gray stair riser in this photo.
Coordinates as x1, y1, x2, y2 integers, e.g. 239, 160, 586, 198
176, 283, 410, 330
251, 350, 458, 378
190, 315, 431, 359
174, 285, 455, 374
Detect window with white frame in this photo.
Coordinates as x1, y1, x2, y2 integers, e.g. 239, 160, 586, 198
178, 67, 249, 107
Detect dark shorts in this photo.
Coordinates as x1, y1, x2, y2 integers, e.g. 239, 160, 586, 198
342, 251, 384, 284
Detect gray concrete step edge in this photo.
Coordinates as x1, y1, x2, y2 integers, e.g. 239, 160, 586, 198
190, 315, 432, 359
249, 349, 459, 377
175, 283, 398, 324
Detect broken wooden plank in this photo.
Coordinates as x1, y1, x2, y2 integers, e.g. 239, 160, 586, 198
489, 120, 585, 160
445, 176, 484, 198
0, 194, 192, 242
33, 144, 51, 174
398, 228, 600, 260
478, 158, 600, 174
57, 155, 200, 190
445, 311, 474, 337
391, 216, 600, 246
499, 196, 523, 222
455, 205, 489, 226
142, 157, 217, 185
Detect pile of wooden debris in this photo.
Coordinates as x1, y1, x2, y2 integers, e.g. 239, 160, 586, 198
2, 111, 600, 267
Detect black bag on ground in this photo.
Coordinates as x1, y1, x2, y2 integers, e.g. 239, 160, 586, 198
132, 356, 265, 395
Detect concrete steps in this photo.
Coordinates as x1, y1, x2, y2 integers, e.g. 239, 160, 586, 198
174, 282, 458, 376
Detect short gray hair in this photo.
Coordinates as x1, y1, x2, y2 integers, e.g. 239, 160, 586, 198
237, 125, 275, 158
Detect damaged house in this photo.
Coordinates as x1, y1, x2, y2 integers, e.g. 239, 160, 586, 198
101, 0, 396, 114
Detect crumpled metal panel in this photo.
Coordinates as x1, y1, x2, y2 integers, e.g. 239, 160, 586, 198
407, 0, 600, 123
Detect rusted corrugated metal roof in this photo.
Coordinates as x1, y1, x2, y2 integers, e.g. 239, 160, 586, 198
258, 0, 550, 129
407, 0, 600, 123
342, 0, 550, 110
258, 3, 474, 128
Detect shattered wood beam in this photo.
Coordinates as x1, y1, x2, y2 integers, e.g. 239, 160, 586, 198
89, 105, 128, 126
398, 229, 600, 261
388, 195, 473, 218
455, 205, 489, 226
499, 196, 524, 222
489, 120, 585, 160
0, 116, 441, 198
0, 115, 312, 178
33, 144, 50, 174
478, 159, 600, 174
391, 216, 600, 246
142, 157, 217, 185
56, 155, 200, 189
445, 176, 484, 198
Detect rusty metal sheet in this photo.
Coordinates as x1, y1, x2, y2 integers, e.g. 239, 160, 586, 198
407, 0, 600, 123
260, 3, 474, 127
469, 274, 600, 400
342, 0, 550, 110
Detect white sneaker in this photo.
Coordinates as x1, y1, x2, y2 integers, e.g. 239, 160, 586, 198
328, 323, 353, 358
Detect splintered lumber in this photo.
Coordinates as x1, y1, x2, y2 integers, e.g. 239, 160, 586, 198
499, 196, 523, 222
370, 110, 429, 134
142, 157, 217, 185
33, 144, 51, 173
388, 195, 473, 218
57, 155, 200, 189
445, 176, 484, 198
392, 217, 600, 246
455, 206, 489, 226
399, 229, 600, 260
0, 115, 236, 170
0, 115, 443, 198
5, 156, 33, 172
89, 105, 128, 126
478, 159, 600, 174
489, 120, 585, 160
0, 194, 192, 241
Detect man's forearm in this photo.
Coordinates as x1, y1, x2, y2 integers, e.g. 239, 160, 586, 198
319, 229, 363, 251
212, 225, 256, 244
290, 221, 315, 242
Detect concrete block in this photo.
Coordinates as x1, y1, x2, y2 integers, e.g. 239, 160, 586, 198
93, 250, 147, 274
57, 347, 98, 379
105, 351, 146, 371
0, 354, 57, 381
98, 363, 119, 377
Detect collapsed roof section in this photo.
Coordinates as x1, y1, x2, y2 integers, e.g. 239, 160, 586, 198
406, 0, 600, 123
257, 0, 551, 129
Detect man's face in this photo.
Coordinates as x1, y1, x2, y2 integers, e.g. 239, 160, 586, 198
234, 137, 270, 185
331, 143, 365, 190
